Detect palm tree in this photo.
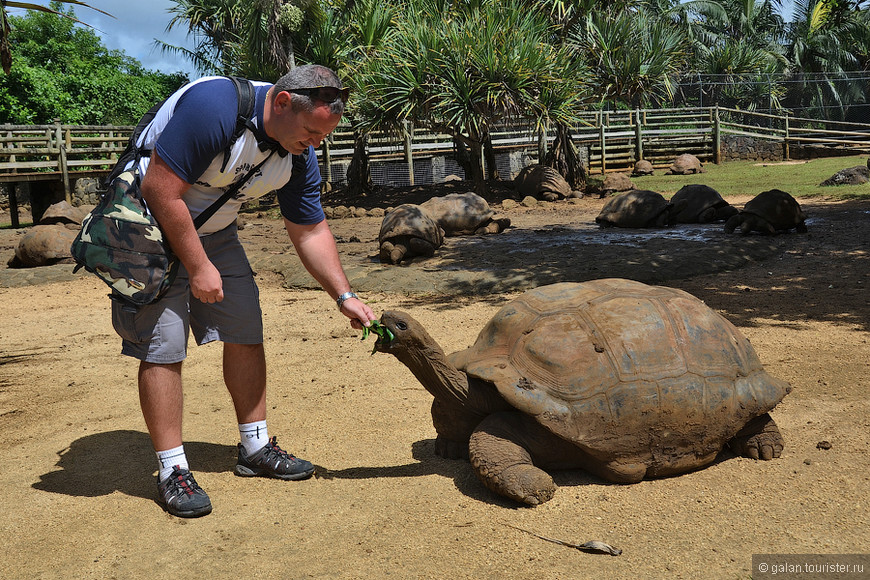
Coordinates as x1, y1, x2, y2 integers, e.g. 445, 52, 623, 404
160, 0, 324, 78
784, 0, 869, 119
301, 0, 399, 195
357, 0, 583, 194
1, 0, 109, 73
569, 8, 690, 108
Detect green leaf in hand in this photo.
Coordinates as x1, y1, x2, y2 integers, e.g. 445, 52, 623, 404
361, 320, 394, 354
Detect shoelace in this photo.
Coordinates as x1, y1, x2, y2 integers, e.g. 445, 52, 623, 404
261, 436, 298, 463
165, 469, 199, 498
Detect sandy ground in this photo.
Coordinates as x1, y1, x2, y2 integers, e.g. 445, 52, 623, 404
0, 182, 868, 579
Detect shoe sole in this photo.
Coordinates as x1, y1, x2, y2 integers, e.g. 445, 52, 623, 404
157, 499, 213, 518
234, 464, 315, 480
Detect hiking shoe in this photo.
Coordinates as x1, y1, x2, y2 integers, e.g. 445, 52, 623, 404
156, 466, 212, 518
235, 436, 315, 480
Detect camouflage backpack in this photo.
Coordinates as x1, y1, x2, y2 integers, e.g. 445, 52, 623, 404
72, 170, 180, 304
70, 77, 261, 305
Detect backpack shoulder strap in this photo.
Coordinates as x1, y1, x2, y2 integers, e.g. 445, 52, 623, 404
221, 76, 257, 171
103, 98, 168, 187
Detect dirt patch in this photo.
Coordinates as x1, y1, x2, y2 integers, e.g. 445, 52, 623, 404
0, 184, 868, 579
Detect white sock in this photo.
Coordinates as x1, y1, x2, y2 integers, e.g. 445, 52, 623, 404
239, 420, 269, 455
156, 445, 189, 482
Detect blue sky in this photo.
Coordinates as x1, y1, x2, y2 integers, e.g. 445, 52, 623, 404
79, 0, 199, 77
6, 0, 202, 78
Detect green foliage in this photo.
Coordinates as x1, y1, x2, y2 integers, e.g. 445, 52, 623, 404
0, 4, 187, 124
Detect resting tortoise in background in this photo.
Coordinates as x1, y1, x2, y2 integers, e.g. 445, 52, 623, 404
631, 159, 654, 176
666, 153, 705, 175
595, 189, 685, 228
378, 204, 445, 264
513, 164, 573, 201
724, 189, 808, 235
373, 280, 791, 505
8, 224, 78, 268
670, 184, 738, 223
419, 192, 511, 235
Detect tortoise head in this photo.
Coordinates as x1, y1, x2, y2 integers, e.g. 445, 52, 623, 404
375, 310, 472, 409
375, 310, 434, 356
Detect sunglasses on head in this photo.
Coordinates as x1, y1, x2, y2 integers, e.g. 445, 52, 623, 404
290, 86, 350, 105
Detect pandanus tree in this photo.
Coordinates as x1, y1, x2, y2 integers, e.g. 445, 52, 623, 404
356, 0, 582, 195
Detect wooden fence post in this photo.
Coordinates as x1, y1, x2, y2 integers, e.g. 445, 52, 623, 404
783, 115, 790, 160
322, 138, 333, 185
598, 112, 607, 174
404, 120, 414, 186
55, 122, 71, 203
634, 108, 643, 162
713, 106, 721, 164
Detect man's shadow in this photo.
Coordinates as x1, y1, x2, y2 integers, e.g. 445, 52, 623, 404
34, 430, 611, 507
32, 430, 237, 500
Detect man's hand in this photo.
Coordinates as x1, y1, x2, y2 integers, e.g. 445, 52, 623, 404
188, 261, 224, 303
340, 296, 375, 330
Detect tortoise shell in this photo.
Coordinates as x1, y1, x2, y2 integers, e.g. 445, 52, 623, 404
741, 189, 807, 230
378, 203, 445, 263
670, 184, 738, 223
420, 192, 494, 235
448, 279, 790, 467
595, 190, 673, 228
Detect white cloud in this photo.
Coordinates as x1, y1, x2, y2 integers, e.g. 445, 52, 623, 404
73, 0, 199, 77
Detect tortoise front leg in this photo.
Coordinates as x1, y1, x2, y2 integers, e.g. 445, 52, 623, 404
468, 412, 558, 506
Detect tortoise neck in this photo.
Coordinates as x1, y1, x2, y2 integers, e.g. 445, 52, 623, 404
394, 342, 471, 407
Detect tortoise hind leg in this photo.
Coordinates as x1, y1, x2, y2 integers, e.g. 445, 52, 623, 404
728, 413, 784, 460
468, 412, 557, 505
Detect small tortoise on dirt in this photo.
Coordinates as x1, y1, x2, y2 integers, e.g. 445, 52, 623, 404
670, 184, 738, 223
38, 200, 90, 225
667, 153, 705, 175
378, 204, 445, 264
8, 224, 78, 268
420, 192, 510, 236
724, 189, 808, 235
595, 189, 684, 228
373, 279, 790, 505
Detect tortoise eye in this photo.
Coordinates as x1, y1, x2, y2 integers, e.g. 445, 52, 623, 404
396, 321, 408, 331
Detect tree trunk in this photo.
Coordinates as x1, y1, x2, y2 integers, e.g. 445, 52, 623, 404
544, 122, 587, 191
346, 130, 373, 195
484, 136, 499, 181
467, 140, 487, 195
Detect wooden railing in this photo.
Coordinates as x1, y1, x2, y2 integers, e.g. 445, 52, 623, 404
3, 107, 868, 195
0, 122, 132, 185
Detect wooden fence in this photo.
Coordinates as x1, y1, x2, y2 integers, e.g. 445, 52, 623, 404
2, 107, 869, 223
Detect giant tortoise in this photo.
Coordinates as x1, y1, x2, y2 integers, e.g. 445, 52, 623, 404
419, 192, 510, 236
373, 280, 791, 505
595, 189, 683, 228
724, 189, 807, 234
378, 204, 445, 264
670, 184, 738, 223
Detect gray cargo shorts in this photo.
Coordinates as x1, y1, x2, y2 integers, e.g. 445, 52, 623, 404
111, 223, 264, 364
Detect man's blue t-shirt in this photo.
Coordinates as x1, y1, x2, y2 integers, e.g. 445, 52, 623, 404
143, 77, 324, 228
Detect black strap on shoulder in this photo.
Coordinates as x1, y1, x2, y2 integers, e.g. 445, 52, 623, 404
193, 150, 274, 230
103, 98, 167, 187
221, 76, 257, 172
105, 77, 259, 187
